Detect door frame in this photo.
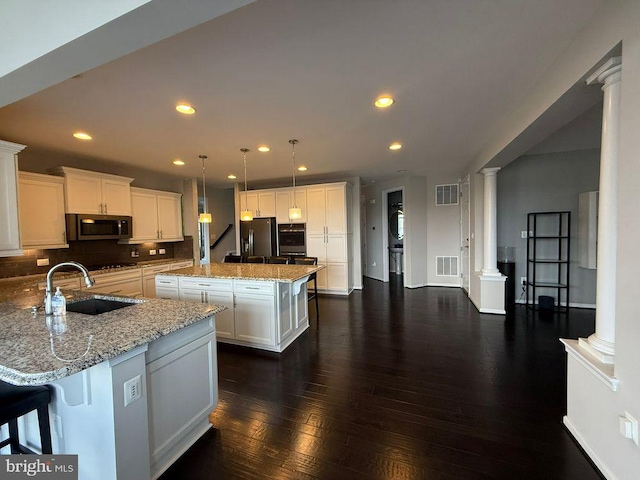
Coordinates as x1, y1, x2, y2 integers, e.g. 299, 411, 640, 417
460, 175, 470, 293
381, 187, 405, 283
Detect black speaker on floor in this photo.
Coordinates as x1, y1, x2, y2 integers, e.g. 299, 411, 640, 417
497, 261, 515, 311
539, 295, 555, 311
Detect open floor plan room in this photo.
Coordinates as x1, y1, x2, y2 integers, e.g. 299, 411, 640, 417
161, 279, 601, 479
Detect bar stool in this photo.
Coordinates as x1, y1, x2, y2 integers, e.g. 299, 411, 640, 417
268, 256, 290, 264
223, 254, 242, 263
0, 381, 53, 454
244, 256, 266, 264
293, 257, 319, 321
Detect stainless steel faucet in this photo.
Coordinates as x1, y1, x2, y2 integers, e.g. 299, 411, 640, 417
44, 261, 94, 314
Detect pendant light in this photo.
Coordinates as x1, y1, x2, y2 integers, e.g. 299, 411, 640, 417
198, 154, 212, 223
288, 139, 302, 221
240, 148, 253, 222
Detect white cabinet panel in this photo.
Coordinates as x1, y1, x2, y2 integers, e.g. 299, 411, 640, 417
245, 192, 259, 218
326, 234, 347, 263
125, 188, 183, 243
326, 263, 348, 292
306, 234, 326, 261
257, 191, 276, 218
51, 167, 134, 215
131, 190, 159, 241
146, 330, 217, 478
205, 291, 235, 339
19, 172, 67, 249
306, 188, 326, 235
234, 292, 275, 346
0, 141, 25, 255
325, 185, 347, 234
90, 270, 143, 297
276, 189, 307, 223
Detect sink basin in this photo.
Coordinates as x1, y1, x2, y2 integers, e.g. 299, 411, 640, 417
67, 298, 136, 316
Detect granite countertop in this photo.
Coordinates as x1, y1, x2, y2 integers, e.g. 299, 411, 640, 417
167, 263, 325, 283
0, 278, 223, 386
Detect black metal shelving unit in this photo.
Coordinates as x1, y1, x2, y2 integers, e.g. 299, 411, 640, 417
525, 211, 571, 313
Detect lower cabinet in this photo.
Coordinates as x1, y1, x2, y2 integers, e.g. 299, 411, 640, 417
157, 275, 309, 352
89, 269, 143, 297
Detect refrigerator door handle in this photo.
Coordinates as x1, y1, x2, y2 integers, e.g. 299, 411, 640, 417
249, 228, 254, 256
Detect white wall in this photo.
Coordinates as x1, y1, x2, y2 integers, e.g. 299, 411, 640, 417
206, 187, 236, 262
426, 176, 461, 287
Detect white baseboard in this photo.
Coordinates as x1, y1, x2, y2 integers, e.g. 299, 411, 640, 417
479, 307, 506, 314
516, 299, 596, 309
563, 416, 615, 480
405, 283, 428, 289
427, 282, 461, 288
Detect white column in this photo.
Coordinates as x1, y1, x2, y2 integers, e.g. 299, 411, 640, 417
481, 167, 501, 276
580, 57, 621, 363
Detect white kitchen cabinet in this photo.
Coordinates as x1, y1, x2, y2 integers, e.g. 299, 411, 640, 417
50, 166, 133, 215
142, 264, 173, 297
145, 318, 217, 478
124, 187, 183, 243
155, 275, 179, 300
0, 140, 25, 257
178, 277, 236, 340
89, 269, 143, 297
276, 188, 307, 223
305, 183, 352, 294
170, 260, 194, 271
234, 291, 275, 346
18, 172, 68, 249
244, 190, 276, 218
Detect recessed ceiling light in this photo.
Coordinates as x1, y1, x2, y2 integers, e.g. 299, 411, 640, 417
73, 132, 92, 140
389, 142, 402, 150
173, 159, 185, 166
297, 166, 307, 171
176, 104, 196, 115
257, 146, 270, 152
228, 174, 237, 179
375, 95, 394, 108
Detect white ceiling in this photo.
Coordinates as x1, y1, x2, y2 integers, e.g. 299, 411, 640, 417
0, 0, 606, 187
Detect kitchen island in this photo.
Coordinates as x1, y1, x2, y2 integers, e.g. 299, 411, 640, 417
156, 263, 324, 353
0, 276, 224, 480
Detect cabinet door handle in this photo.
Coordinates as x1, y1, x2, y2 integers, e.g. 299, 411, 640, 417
63, 231, 66, 243
245, 286, 259, 290
205, 292, 208, 302
108, 289, 123, 295
160, 230, 163, 239
200, 291, 204, 303
157, 230, 160, 239
198, 283, 210, 287
104, 203, 108, 214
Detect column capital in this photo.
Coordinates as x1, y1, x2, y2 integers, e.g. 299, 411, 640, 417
481, 167, 501, 177
587, 56, 621, 86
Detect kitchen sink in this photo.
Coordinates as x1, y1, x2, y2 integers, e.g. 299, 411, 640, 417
67, 298, 137, 316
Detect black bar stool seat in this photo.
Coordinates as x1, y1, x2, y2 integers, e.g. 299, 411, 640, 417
0, 381, 53, 454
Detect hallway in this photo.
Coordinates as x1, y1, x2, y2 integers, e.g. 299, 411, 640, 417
162, 278, 601, 479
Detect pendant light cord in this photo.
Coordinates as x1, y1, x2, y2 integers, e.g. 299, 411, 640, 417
241, 148, 250, 212
289, 139, 299, 207
199, 154, 208, 214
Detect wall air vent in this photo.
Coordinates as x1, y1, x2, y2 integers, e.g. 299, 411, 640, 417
436, 256, 458, 276
436, 184, 459, 206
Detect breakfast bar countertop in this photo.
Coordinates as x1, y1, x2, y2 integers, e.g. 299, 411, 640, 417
168, 263, 325, 283
0, 285, 223, 386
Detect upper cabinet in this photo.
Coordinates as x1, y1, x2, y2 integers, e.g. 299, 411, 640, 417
49, 166, 133, 215
18, 172, 68, 249
306, 184, 347, 235
275, 189, 307, 224
244, 191, 276, 218
121, 187, 183, 244
0, 140, 26, 257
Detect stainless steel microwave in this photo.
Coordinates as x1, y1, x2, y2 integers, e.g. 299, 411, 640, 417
65, 214, 132, 241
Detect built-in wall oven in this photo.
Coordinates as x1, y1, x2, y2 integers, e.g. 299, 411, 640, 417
278, 223, 306, 257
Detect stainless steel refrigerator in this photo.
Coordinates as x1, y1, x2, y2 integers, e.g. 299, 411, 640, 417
240, 217, 278, 257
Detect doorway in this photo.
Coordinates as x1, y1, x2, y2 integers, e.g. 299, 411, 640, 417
382, 188, 405, 283
460, 176, 470, 293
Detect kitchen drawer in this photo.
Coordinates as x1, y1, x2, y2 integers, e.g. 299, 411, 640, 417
142, 264, 173, 276
234, 280, 274, 295
155, 275, 178, 288
90, 268, 142, 283
37, 277, 82, 291
179, 277, 233, 292
170, 260, 194, 270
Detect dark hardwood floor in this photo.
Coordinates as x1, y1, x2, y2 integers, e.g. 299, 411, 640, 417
161, 276, 602, 479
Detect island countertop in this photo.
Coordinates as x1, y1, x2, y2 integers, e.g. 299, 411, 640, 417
0, 283, 224, 386
168, 262, 325, 283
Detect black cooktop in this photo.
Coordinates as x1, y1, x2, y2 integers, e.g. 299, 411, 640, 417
85, 262, 138, 271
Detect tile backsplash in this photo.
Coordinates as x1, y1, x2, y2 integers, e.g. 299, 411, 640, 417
0, 237, 193, 279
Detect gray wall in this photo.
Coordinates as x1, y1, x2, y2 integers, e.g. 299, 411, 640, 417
206, 186, 236, 262
497, 149, 599, 306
